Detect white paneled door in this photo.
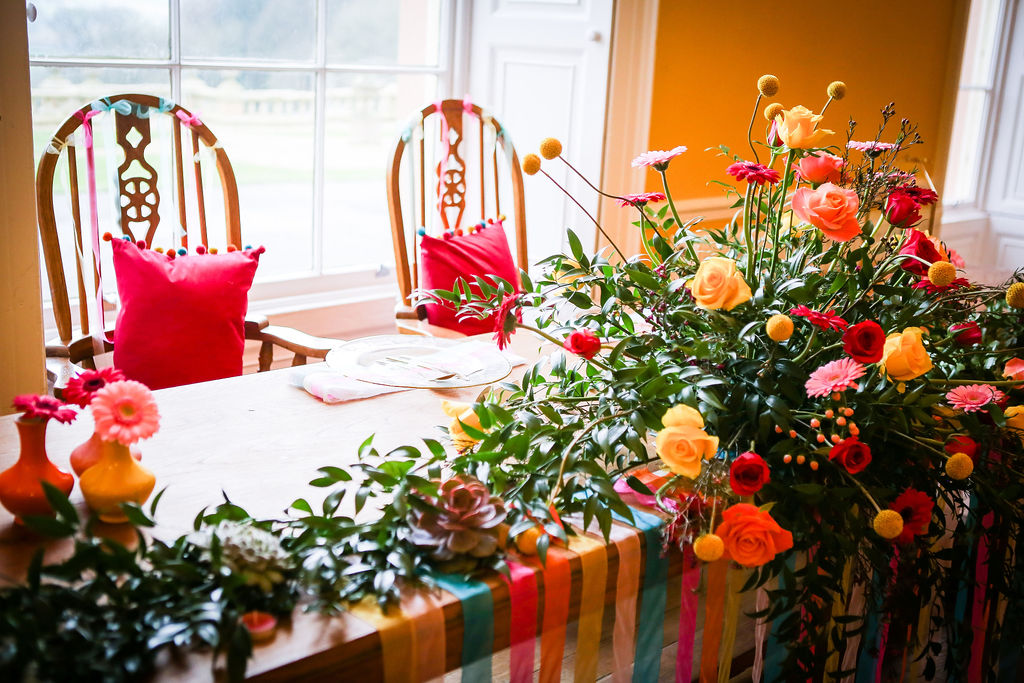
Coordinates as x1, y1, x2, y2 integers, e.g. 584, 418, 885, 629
981, 0, 1024, 280
467, 0, 614, 267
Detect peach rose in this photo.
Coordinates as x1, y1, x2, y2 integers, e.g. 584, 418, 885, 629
442, 400, 484, 450
656, 404, 719, 479
1006, 406, 1024, 443
1003, 358, 1024, 383
882, 327, 933, 381
792, 183, 862, 242
715, 503, 794, 568
775, 105, 833, 149
687, 257, 752, 311
795, 152, 844, 185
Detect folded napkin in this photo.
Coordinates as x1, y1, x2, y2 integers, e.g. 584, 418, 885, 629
292, 341, 526, 404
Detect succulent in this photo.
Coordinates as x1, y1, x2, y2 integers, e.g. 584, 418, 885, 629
188, 521, 292, 592
408, 475, 507, 562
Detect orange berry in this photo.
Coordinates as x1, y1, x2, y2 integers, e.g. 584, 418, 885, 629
836, 417, 847, 426
830, 434, 841, 444
844, 408, 854, 417
788, 430, 798, 438
810, 461, 819, 471
796, 455, 806, 465
514, 526, 543, 555
783, 454, 792, 463
810, 418, 821, 428
825, 409, 834, 419
816, 434, 826, 443
775, 425, 783, 433
832, 392, 842, 401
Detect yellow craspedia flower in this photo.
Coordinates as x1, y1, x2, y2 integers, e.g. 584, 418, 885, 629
766, 314, 794, 342
882, 327, 933, 381
764, 102, 785, 121
928, 261, 957, 287
522, 154, 541, 176
873, 510, 904, 540
693, 533, 724, 562
539, 137, 562, 160
687, 257, 752, 311
1007, 282, 1024, 308
757, 74, 780, 97
827, 81, 847, 100
945, 452, 974, 480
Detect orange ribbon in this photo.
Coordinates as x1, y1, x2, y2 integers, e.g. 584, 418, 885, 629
700, 558, 730, 683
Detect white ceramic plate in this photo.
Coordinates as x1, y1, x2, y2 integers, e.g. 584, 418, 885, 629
325, 335, 513, 389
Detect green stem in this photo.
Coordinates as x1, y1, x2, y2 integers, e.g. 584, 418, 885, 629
770, 150, 797, 280
547, 410, 632, 505
660, 169, 699, 266
539, 168, 626, 261
743, 182, 757, 286
747, 93, 763, 164
792, 328, 819, 365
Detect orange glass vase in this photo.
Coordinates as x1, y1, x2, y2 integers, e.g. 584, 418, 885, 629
70, 432, 141, 477
0, 417, 75, 524
79, 439, 155, 523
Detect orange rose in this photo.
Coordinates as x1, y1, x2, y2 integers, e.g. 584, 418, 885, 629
882, 327, 933, 381
775, 105, 833, 149
1006, 406, 1024, 443
792, 183, 862, 242
1003, 358, 1024, 383
655, 404, 718, 479
442, 400, 484, 449
794, 152, 844, 185
715, 503, 794, 568
687, 257, 752, 311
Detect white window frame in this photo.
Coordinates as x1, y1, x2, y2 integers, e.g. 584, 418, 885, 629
29, 0, 466, 315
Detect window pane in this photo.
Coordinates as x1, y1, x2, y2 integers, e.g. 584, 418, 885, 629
959, 0, 1003, 87
326, 0, 442, 66
180, 0, 315, 62
322, 73, 437, 271
182, 70, 316, 278
944, 90, 988, 206
28, 0, 169, 59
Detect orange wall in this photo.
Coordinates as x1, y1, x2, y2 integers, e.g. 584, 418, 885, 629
646, 0, 968, 202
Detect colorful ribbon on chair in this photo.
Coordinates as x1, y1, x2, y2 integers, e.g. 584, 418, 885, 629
71, 108, 112, 355
135, 98, 176, 118
175, 110, 203, 128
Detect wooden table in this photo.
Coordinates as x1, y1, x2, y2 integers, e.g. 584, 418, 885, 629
0, 334, 738, 682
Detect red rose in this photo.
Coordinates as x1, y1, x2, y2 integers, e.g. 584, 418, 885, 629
729, 451, 770, 496
885, 189, 922, 228
945, 434, 978, 462
843, 320, 886, 363
950, 322, 982, 347
563, 329, 601, 359
899, 229, 945, 276
829, 436, 872, 474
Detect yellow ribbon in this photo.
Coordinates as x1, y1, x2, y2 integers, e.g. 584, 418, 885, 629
718, 566, 745, 683
348, 597, 416, 683
568, 532, 608, 683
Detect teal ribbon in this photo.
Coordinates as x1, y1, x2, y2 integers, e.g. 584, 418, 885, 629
948, 494, 978, 683
135, 98, 176, 118
997, 522, 1023, 681
611, 506, 667, 683
431, 572, 494, 683
764, 552, 796, 683
855, 568, 884, 683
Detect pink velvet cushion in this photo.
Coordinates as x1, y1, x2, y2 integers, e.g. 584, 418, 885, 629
419, 222, 520, 335
110, 238, 262, 390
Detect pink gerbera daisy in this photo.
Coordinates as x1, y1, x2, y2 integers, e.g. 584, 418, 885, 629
912, 277, 970, 294
790, 305, 849, 332
91, 380, 161, 445
631, 146, 687, 171
805, 358, 866, 398
726, 161, 782, 186
945, 384, 1006, 413
12, 394, 77, 424
617, 192, 666, 207
63, 367, 126, 408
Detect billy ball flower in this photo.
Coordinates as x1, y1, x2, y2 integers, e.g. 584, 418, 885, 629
928, 261, 957, 287
1007, 282, 1024, 308
522, 154, 541, 176
693, 533, 724, 562
539, 137, 562, 160
873, 510, 904, 540
826, 81, 847, 100
945, 452, 974, 480
766, 314, 794, 342
757, 74, 780, 97
764, 103, 785, 121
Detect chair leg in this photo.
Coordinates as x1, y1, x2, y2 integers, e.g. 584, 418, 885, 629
291, 354, 307, 367
258, 341, 274, 372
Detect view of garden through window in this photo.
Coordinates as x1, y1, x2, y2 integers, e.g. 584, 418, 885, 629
28, 0, 445, 286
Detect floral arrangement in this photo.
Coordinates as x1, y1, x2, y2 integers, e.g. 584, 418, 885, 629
4, 75, 1024, 682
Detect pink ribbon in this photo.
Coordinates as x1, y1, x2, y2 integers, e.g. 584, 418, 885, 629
874, 549, 900, 682
503, 560, 539, 683
968, 513, 995, 683
676, 546, 699, 683
175, 110, 203, 128
72, 108, 111, 351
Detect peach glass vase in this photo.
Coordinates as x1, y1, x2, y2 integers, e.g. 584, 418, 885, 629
79, 439, 155, 523
70, 432, 141, 477
0, 417, 75, 524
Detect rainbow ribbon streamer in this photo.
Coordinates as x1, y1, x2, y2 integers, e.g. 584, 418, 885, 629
431, 573, 495, 683
503, 560, 539, 683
